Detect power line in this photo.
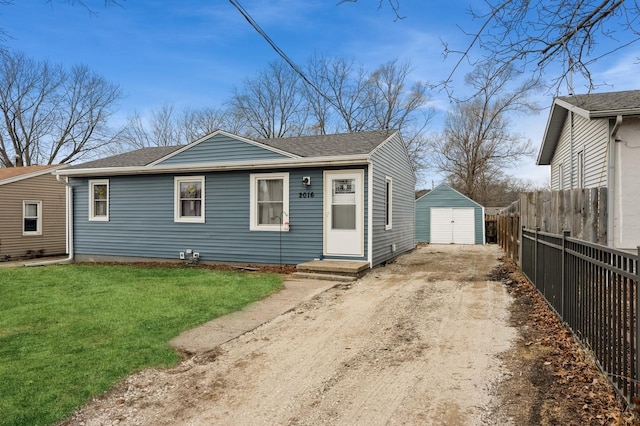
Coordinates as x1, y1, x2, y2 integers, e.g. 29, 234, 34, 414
228, 0, 341, 113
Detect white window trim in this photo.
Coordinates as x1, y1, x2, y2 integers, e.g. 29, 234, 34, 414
89, 179, 109, 222
174, 176, 205, 223
576, 150, 584, 189
250, 172, 289, 231
23, 200, 42, 236
557, 164, 564, 190
385, 176, 393, 230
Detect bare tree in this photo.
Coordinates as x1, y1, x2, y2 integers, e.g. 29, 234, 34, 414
442, 0, 640, 92
432, 63, 538, 202
305, 56, 373, 133
227, 60, 307, 139
301, 56, 434, 170
0, 51, 122, 166
366, 59, 428, 131
116, 104, 233, 150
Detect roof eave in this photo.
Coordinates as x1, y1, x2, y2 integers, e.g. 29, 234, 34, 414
537, 102, 567, 165
588, 108, 640, 118
0, 164, 69, 186
54, 154, 371, 177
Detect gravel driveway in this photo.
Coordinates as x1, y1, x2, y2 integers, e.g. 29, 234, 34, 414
63, 244, 518, 425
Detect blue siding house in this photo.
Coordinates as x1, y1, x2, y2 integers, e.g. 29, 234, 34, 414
415, 183, 485, 245
55, 130, 416, 268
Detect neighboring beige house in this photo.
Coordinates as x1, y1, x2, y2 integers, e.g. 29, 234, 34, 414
0, 165, 68, 261
537, 89, 640, 250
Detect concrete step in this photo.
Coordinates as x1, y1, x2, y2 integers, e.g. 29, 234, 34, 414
292, 272, 357, 282
296, 260, 370, 279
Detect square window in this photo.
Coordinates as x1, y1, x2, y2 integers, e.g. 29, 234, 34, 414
89, 180, 109, 221
250, 173, 289, 231
175, 176, 205, 223
23, 201, 42, 235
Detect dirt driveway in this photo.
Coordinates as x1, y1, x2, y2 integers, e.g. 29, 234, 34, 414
62, 244, 634, 425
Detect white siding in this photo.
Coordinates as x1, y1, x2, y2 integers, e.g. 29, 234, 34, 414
550, 113, 609, 189
613, 117, 640, 249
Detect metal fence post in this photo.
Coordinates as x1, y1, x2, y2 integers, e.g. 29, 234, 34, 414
561, 230, 570, 320
534, 227, 540, 288
636, 245, 640, 403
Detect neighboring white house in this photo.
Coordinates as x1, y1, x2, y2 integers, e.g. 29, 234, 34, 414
537, 89, 640, 250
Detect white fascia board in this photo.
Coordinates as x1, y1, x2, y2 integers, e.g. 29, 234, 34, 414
0, 164, 69, 186
148, 130, 299, 166
588, 109, 640, 118
554, 98, 592, 119
555, 98, 640, 119
54, 154, 371, 177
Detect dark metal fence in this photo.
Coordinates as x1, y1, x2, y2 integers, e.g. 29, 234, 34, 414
521, 227, 640, 405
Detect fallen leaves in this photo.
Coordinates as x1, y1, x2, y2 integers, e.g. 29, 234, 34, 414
495, 257, 640, 426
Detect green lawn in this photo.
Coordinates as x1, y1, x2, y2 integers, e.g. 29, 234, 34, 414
0, 264, 282, 426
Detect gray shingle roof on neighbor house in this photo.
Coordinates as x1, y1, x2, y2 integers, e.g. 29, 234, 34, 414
558, 89, 640, 116
70, 130, 396, 169
538, 89, 640, 165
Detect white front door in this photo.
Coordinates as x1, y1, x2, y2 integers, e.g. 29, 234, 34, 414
324, 170, 364, 256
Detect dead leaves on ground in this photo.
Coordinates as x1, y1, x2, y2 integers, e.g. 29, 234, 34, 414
497, 258, 639, 426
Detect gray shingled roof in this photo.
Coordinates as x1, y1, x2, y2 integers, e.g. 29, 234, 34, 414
558, 89, 640, 115
69, 130, 395, 170
538, 89, 640, 165
69, 146, 183, 169
257, 130, 395, 157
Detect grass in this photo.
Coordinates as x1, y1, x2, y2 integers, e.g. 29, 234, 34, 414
0, 264, 283, 426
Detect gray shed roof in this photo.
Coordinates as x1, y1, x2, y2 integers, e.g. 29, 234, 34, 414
538, 89, 640, 165
70, 130, 396, 170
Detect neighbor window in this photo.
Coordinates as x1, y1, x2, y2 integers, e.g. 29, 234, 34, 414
250, 172, 289, 231
174, 176, 205, 223
385, 176, 393, 230
557, 164, 564, 190
89, 180, 109, 221
23, 201, 42, 235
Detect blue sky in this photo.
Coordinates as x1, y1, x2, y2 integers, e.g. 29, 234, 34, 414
2, 1, 639, 187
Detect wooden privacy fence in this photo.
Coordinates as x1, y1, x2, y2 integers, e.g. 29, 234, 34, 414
498, 210, 519, 262
498, 188, 608, 264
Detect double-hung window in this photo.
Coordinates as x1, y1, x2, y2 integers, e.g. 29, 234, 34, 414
250, 173, 289, 231
89, 180, 109, 221
23, 201, 42, 235
385, 176, 393, 230
175, 176, 205, 223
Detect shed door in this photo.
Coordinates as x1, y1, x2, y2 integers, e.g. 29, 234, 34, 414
430, 208, 475, 244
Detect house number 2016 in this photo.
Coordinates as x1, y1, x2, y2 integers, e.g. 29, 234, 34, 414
299, 192, 315, 198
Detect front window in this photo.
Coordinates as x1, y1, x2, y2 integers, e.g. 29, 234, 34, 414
23, 201, 42, 235
89, 180, 109, 221
250, 173, 289, 231
174, 176, 205, 223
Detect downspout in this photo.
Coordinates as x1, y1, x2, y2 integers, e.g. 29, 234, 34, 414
367, 162, 373, 267
569, 111, 574, 189
26, 175, 74, 266
606, 115, 623, 247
